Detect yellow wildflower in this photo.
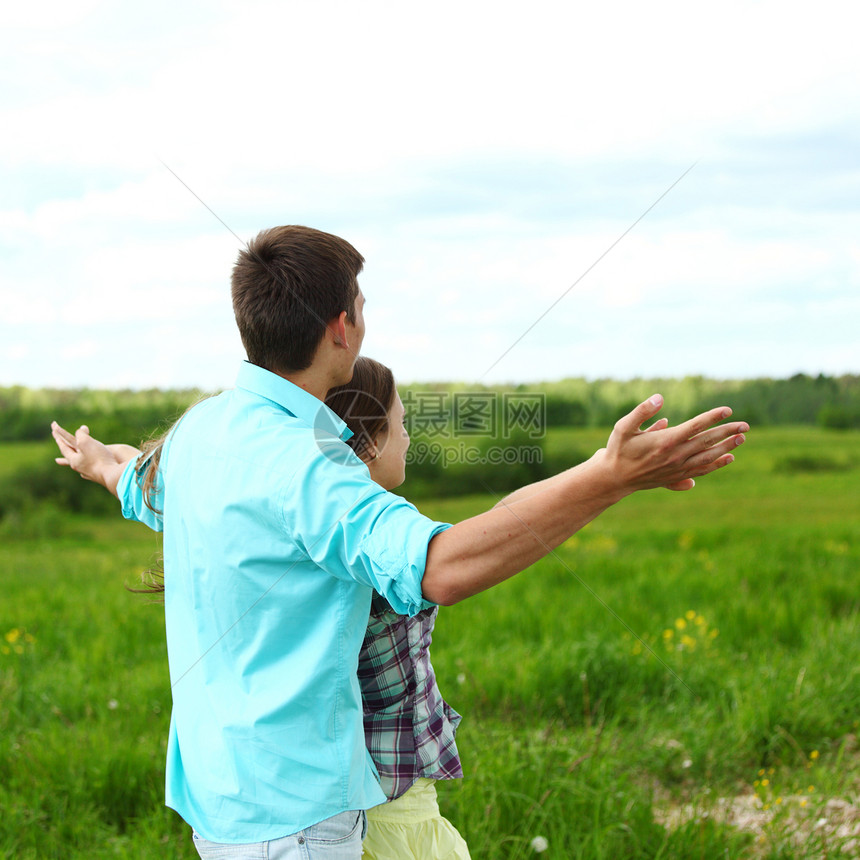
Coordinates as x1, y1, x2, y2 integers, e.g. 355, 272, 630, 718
675, 618, 687, 630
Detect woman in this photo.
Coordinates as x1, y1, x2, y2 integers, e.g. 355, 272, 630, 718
326, 358, 470, 859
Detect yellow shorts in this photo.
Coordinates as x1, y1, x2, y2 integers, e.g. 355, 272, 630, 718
362, 778, 471, 860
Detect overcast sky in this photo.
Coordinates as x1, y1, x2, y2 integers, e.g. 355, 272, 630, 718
2, 0, 858, 391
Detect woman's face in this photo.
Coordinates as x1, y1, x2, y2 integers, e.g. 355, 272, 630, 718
366, 392, 409, 491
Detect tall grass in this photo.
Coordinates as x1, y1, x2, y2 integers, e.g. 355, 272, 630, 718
1, 428, 858, 858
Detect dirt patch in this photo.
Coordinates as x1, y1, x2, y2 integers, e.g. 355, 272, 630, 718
654, 792, 860, 856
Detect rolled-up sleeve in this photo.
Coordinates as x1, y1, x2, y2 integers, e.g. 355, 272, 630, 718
283, 438, 451, 616
117, 456, 164, 533
355, 509, 450, 616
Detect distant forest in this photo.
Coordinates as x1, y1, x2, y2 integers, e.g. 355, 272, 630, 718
2, 373, 857, 521
2, 373, 858, 444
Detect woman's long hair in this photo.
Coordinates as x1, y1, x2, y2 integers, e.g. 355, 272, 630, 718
325, 357, 396, 459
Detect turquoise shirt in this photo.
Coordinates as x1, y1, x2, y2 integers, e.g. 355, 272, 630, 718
117, 362, 451, 843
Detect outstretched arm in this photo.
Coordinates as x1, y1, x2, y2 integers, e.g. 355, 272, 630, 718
51, 421, 140, 497
423, 395, 748, 605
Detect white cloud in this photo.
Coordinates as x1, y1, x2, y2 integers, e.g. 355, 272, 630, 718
5, 0, 104, 30
1, 0, 858, 388
6, 1, 859, 171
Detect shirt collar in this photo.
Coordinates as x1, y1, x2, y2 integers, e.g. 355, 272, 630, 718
236, 361, 353, 441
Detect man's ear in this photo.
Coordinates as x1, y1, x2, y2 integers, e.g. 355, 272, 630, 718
327, 311, 350, 348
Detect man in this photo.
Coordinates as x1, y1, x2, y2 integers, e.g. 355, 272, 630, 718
53, 225, 748, 858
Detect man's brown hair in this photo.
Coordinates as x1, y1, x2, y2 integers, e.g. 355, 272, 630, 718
231, 225, 364, 373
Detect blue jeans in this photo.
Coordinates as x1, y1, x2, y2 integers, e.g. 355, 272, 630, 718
192, 811, 367, 859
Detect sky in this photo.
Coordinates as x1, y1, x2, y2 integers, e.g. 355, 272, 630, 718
2, 0, 858, 391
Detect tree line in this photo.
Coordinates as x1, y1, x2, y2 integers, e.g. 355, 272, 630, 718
2, 373, 858, 444
1, 374, 856, 529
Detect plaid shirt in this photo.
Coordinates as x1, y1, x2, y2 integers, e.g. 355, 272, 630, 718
358, 592, 463, 801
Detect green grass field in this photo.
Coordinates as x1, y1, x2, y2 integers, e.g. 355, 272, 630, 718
2, 428, 859, 858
